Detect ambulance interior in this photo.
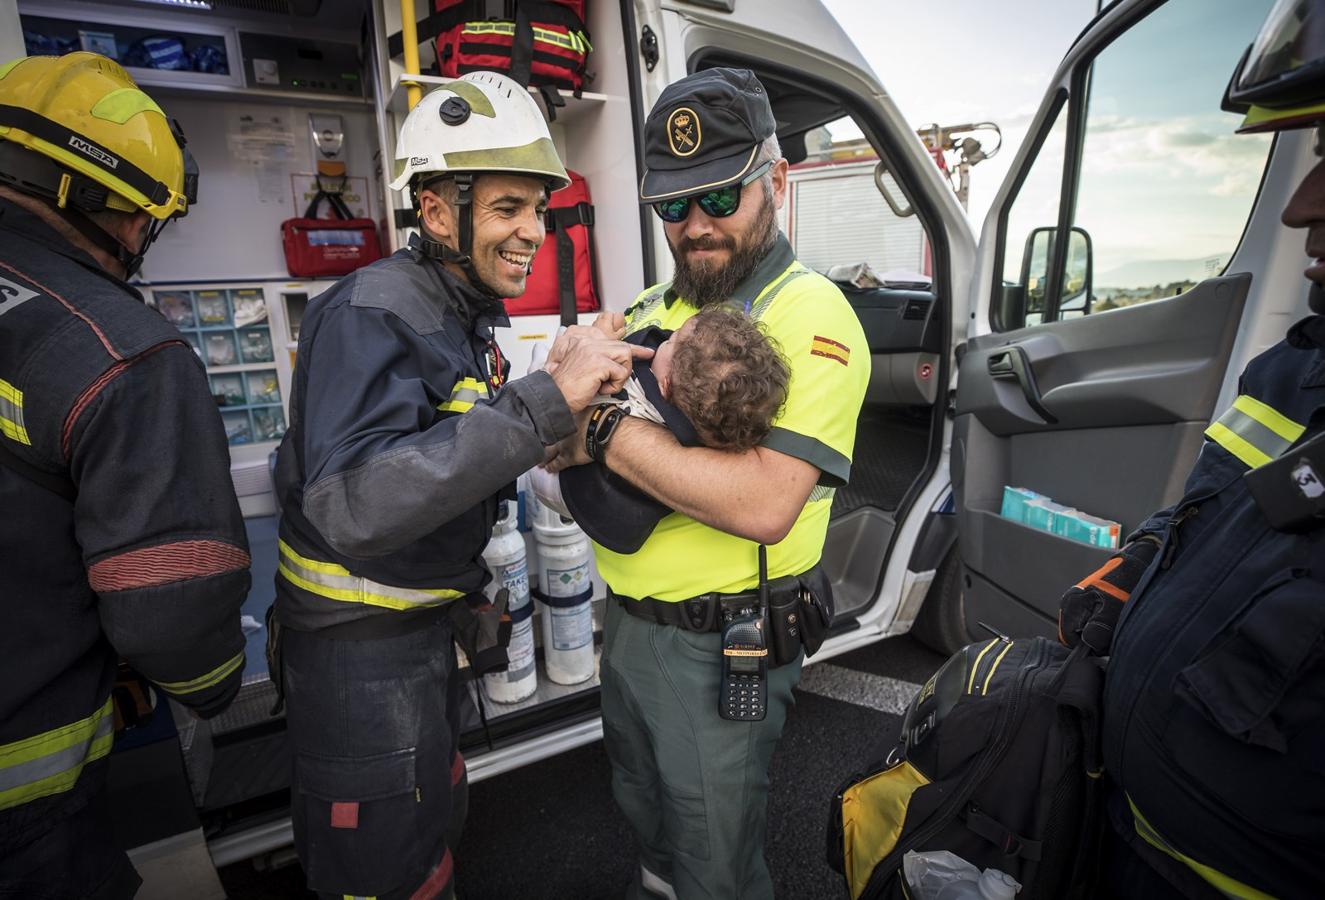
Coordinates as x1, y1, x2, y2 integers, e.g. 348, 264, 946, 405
16, 0, 948, 860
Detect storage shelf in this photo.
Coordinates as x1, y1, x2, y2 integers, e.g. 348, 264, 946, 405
388, 73, 607, 125
151, 82, 372, 109
201, 363, 277, 374
215, 401, 283, 410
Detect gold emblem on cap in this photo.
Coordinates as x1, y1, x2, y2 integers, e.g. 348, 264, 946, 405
667, 107, 701, 158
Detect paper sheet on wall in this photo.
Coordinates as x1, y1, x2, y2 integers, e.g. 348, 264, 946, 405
228, 113, 297, 205
289, 174, 375, 218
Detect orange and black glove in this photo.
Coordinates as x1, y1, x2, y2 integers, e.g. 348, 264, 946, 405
1057, 535, 1161, 654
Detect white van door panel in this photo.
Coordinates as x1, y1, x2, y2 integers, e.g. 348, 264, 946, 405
943, 0, 1286, 650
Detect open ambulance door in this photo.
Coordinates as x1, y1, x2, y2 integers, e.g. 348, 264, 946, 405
640, 0, 978, 642
937, 0, 1285, 652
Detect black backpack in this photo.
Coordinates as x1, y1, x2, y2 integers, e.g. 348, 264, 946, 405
827, 636, 1104, 900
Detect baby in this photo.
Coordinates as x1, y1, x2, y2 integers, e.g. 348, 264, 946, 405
532, 305, 790, 553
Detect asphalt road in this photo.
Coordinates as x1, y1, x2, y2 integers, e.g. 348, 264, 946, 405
218, 635, 946, 900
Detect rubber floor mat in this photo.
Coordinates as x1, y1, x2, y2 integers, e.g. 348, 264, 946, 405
832, 405, 931, 516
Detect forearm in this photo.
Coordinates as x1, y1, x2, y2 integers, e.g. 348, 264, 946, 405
305, 372, 574, 557
601, 417, 812, 544
98, 564, 251, 718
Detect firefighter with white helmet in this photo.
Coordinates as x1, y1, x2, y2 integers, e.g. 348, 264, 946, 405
0, 53, 247, 898
271, 71, 644, 899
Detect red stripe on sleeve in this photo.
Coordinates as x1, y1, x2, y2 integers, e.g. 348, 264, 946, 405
62, 341, 185, 460
88, 540, 250, 593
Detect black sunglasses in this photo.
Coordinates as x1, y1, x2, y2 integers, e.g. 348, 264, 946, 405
652, 160, 773, 224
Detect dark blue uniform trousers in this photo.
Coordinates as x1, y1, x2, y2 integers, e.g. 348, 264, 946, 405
284, 617, 466, 900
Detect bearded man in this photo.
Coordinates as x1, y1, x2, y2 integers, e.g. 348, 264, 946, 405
551, 67, 870, 899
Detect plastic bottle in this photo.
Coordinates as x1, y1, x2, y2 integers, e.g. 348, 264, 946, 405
531, 502, 596, 685
481, 503, 538, 703
934, 868, 1021, 900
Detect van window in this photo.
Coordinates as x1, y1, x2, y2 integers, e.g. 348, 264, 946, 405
781, 116, 933, 283
994, 0, 1274, 329
998, 101, 1068, 329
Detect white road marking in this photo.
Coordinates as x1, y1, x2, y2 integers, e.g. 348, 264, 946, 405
796, 663, 921, 715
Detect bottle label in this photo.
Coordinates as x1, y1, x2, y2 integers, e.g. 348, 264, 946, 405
550, 605, 593, 651
546, 561, 590, 599
495, 557, 530, 611
503, 618, 536, 682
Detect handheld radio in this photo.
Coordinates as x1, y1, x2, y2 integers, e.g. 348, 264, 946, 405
719, 545, 770, 721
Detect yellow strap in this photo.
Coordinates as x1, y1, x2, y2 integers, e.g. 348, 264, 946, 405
1129, 797, 1275, 900
461, 21, 585, 53
981, 641, 1015, 695
1205, 394, 1305, 469
966, 639, 999, 694
1205, 422, 1271, 468
156, 651, 245, 695
0, 378, 30, 445
0, 698, 112, 768
0, 417, 29, 445
0, 698, 113, 811
278, 541, 464, 612
437, 377, 490, 414
1233, 393, 1304, 442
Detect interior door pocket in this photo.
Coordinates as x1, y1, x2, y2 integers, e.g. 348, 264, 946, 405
1175, 569, 1325, 752
967, 509, 1116, 618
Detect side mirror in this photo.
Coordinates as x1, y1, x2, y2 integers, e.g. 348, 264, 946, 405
1018, 226, 1093, 319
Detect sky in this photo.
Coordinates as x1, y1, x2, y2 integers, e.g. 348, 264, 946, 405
820, 0, 1097, 230
817, 0, 1276, 288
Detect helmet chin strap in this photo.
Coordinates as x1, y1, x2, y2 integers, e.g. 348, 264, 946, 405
56, 204, 162, 280
415, 174, 501, 299
1311, 282, 1325, 315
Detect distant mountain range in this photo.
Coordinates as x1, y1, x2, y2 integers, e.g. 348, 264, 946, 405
1096, 256, 1225, 289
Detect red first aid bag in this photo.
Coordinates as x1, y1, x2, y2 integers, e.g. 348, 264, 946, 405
424, 1, 591, 93
281, 191, 382, 279
505, 168, 598, 322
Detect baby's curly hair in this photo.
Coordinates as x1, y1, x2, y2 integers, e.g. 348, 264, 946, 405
668, 307, 790, 451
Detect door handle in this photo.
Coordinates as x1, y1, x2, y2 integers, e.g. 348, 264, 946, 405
987, 347, 1057, 424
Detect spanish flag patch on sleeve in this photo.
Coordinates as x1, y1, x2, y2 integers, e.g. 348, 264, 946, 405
810, 335, 850, 366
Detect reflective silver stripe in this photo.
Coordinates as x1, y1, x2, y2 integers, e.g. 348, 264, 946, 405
1205, 394, 1305, 469
0, 378, 30, 445
749, 267, 809, 320
438, 378, 490, 414
807, 485, 836, 503
277, 540, 463, 611
0, 698, 114, 810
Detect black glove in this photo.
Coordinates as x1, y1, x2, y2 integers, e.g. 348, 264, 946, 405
1057, 536, 1161, 654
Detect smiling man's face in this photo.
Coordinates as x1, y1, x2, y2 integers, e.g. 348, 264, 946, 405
421, 173, 549, 298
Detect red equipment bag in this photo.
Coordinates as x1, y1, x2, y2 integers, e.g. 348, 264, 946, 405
281, 190, 382, 279
505, 168, 598, 323
390, 1, 590, 97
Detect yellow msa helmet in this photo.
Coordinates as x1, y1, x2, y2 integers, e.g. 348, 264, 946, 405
1224, 0, 1325, 133
0, 53, 197, 274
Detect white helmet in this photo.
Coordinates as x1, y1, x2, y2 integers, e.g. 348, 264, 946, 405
389, 70, 569, 193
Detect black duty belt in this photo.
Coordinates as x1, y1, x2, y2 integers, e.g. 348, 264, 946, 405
613, 577, 801, 634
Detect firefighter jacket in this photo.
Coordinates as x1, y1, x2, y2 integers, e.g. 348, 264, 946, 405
0, 198, 250, 851
273, 237, 575, 634
1103, 314, 1325, 899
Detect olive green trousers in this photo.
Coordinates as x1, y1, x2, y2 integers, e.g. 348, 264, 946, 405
600, 598, 803, 900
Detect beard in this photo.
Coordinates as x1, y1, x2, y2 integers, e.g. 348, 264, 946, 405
668, 183, 779, 308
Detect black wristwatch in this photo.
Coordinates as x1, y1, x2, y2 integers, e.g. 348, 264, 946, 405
585, 404, 626, 463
